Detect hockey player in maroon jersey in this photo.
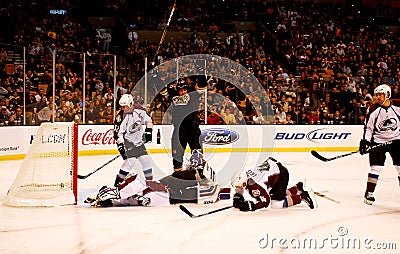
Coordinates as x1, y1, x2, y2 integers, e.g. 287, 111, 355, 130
360, 84, 400, 205
231, 157, 314, 212
113, 94, 154, 187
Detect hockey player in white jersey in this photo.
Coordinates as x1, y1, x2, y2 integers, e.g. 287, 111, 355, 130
360, 84, 400, 205
231, 157, 314, 212
113, 93, 154, 187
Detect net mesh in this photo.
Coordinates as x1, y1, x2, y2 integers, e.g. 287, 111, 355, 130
3, 122, 77, 207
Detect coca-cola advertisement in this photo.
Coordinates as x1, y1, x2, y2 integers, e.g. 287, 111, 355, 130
79, 125, 118, 152
82, 128, 116, 145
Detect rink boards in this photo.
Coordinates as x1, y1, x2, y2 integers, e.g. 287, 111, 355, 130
0, 124, 363, 160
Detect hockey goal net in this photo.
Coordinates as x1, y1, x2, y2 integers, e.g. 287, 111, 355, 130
3, 122, 78, 207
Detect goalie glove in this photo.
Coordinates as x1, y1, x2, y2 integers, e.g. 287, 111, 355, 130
238, 200, 256, 212
97, 199, 114, 207
233, 193, 245, 208
359, 139, 371, 155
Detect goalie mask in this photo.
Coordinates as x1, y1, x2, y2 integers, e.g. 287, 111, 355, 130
374, 84, 391, 105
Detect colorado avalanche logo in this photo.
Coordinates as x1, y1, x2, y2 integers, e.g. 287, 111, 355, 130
128, 120, 141, 133
378, 118, 398, 131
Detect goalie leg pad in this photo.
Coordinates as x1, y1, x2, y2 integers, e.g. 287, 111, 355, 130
97, 186, 121, 201
198, 184, 220, 204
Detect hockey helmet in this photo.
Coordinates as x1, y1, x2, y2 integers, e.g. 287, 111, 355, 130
176, 80, 189, 91
189, 149, 204, 167
374, 84, 391, 104
231, 170, 248, 189
119, 94, 134, 107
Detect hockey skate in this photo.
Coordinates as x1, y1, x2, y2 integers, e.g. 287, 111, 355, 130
300, 191, 315, 209
296, 182, 314, 209
364, 191, 375, 205
114, 174, 124, 187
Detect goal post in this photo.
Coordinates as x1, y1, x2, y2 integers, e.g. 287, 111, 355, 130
3, 122, 78, 207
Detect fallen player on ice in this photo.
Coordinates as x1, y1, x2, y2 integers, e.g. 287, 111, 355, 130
231, 157, 315, 211
86, 150, 221, 207
86, 153, 315, 211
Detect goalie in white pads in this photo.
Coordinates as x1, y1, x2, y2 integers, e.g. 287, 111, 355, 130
232, 157, 314, 212
113, 94, 154, 187
90, 151, 220, 207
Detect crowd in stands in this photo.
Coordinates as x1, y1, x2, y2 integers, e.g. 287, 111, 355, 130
0, 0, 399, 126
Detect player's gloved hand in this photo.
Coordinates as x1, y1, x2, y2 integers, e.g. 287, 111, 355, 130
144, 128, 153, 143
238, 200, 255, 212
116, 137, 127, 159
137, 195, 151, 206
117, 142, 127, 160
233, 193, 245, 208
359, 139, 371, 155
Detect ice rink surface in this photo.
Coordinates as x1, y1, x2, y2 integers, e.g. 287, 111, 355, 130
1, 151, 399, 254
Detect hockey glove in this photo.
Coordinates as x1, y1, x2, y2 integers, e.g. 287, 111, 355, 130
233, 193, 245, 208
126, 194, 151, 206
359, 139, 371, 155
144, 128, 153, 143
117, 142, 127, 160
238, 200, 256, 212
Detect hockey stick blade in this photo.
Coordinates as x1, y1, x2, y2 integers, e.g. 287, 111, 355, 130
78, 154, 121, 179
179, 205, 195, 218
311, 150, 358, 162
179, 205, 233, 219
310, 150, 328, 162
311, 141, 393, 163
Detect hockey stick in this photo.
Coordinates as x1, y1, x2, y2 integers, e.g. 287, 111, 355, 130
311, 141, 392, 162
152, 0, 176, 65
311, 150, 358, 162
314, 191, 340, 204
78, 154, 121, 179
179, 205, 233, 218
